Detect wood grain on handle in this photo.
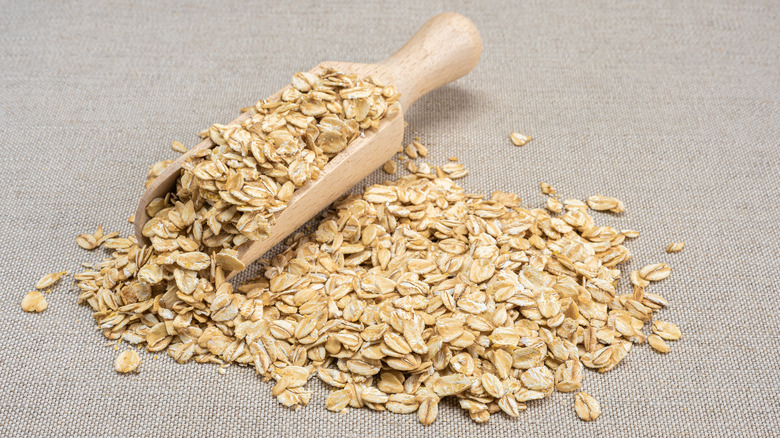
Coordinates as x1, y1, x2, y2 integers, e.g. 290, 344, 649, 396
380, 12, 482, 111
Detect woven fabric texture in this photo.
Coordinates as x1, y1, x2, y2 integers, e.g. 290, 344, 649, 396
1, 0, 778, 436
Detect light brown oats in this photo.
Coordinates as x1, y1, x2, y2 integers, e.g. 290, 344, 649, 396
622, 229, 640, 238
648, 334, 670, 353
404, 142, 419, 159
574, 391, 601, 421
666, 242, 685, 253
171, 140, 187, 153
382, 160, 397, 174
510, 132, 531, 146
35, 271, 67, 290
413, 141, 428, 157
546, 197, 562, 214
76, 233, 97, 250
586, 195, 625, 213
21, 291, 47, 313
640, 263, 671, 281
52, 80, 681, 424
418, 397, 439, 425
114, 350, 141, 373
652, 321, 682, 341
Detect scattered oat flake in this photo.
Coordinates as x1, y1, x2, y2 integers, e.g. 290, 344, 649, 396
648, 334, 670, 353
639, 263, 671, 281
21, 291, 47, 313
35, 271, 67, 290
622, 229, 640, 238
540, 182, 556, 195
171, 140, 187, 153
404, 143, 419, 159
510, 132, 531, 146
586, 195, 625, 213
128, 214, 135, 224
574, 392, 601, 421
114, 350, 140, 373
546, 197, 562, 214
382, 160, 397, 174
413, 141, 428, 157
652, 321, 681, 341
666, 242, 685, 253
76, 234, 97, 250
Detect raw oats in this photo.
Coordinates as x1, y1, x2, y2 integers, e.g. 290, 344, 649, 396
622, 229, 640, 238
647, 334, 670, 353
382, 160, 397, 174
546, 197, 562, 214
413, 141, 428, 157
174, 68, 398, 244
50, 83, 680, 424
21, 291, 47, 313
586, 195, 625, 213
115, 350, 141, 373
510, 132, 531, 146
652, 321, 681, 341
404, 142, 419, 159
76, 234, 98, 250
171, 140, 187, 153
418, 397, 439, 425
35, 271, 67, 290
666, 242, 685, 253
639, 263, 671, 281
574, 391, 601, 421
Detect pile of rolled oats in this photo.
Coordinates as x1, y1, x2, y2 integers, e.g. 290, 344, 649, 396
23, 69, 684, 426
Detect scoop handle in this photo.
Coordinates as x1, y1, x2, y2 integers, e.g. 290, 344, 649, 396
380, 12, 482, 111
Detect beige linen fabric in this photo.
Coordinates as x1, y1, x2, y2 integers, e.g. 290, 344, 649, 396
1, 0, 778, 436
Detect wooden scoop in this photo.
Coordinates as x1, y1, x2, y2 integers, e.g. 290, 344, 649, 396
134, 12, 482, 278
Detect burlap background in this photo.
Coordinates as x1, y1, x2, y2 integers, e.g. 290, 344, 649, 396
1, 0, 778, 436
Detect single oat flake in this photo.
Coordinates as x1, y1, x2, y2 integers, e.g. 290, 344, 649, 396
546, 197, 563, 214
21, 291, 47, 313
171, 140, 187, 153
382, 160, 397, 174
76, 234, 97, 250
540, 182, 556, 195
586, 195, 625, 213
648, 334, 670, 353
652, 321, 682, 341
640, 263, 671, 281
666, 242, 685, 253
574, 391, 601, 421
35, 271, 67, 290
115, 350, 141, 373
510, 132, 531, 146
